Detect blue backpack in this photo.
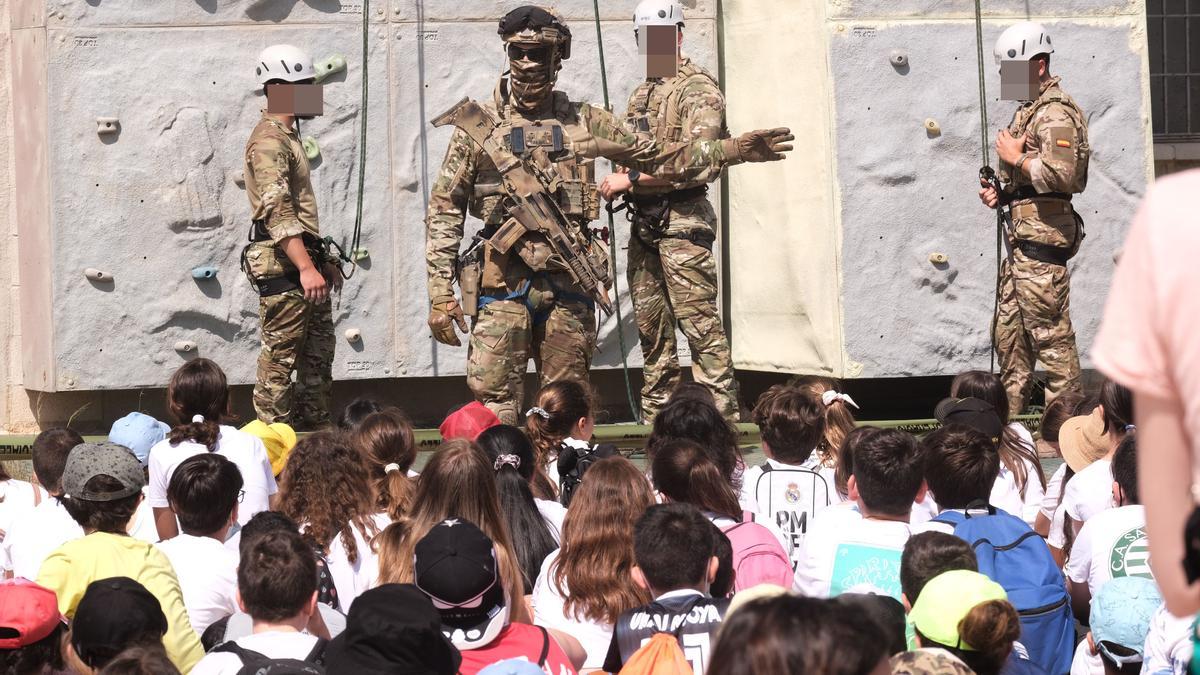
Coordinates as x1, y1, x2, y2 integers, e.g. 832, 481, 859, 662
933, 503, 1073, 675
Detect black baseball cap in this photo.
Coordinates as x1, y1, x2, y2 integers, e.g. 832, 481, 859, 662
324, 584, 461, 674
71, 577, 168, 668
934, 397, 1004, 440
414, 519, 508, 651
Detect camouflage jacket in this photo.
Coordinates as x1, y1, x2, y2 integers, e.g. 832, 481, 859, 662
623, 57, 728, 196
425, 88, 741, 303
244, 112, 319, 244
998, 77, 1090, 201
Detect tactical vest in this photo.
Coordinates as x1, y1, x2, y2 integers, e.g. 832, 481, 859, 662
1000, 80, 1091, 197
625, 60, 726, 195
466, 91, 603, 287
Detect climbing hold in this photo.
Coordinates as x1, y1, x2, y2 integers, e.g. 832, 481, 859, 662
889, 50, 908, 68
302, 136, 320, 160
344, 328, 362, 343
313, 54, 347, 84
84, 268, 111, 282
174, 341, 197, 353
191, 266, 218, 280
351, 248, 370, 262
929, 252, 949, 265
233, 170, 245, 189
924, 118, 941, 137
96, 117, 119, 135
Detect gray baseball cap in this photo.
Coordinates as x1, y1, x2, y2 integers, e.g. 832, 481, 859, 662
61, 442, 145, 501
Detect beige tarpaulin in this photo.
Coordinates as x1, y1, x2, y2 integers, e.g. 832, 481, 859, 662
722, 0, 848, 377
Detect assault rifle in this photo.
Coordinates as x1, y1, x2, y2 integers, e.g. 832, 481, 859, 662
432, 97, 613, 316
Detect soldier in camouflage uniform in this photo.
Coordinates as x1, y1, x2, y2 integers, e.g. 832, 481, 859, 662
599, 0, 739, 422
425, 5, 792, 424
980, 22, 1089, 415
242, 44, 340, 428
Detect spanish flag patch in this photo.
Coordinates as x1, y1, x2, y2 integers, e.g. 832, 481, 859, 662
1056, 139, 1072, 148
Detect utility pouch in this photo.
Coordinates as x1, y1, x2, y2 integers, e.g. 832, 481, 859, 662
458, 248, 482, 318
241, 242, 301, 296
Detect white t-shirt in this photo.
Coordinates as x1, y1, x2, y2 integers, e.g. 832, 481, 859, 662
322, 512, 390, 611
792, 509, 910, 599
1142, 603, 1195, 675
1065, 505, 1150, 597
128, 490, 160, 543
531, 549, 612, 670
147, 426, 277, 527
190, 630, 321, 675
1041, 463, 1068, 521
0, 480, 44, 544
1062, 459, 1114, 525
535, 498, 566, 544
156, 533, 239, 635
993, 433, 1045, 526
1048, 501, 1069, 550
739, 456, 839, 567
4, 498, 82, 579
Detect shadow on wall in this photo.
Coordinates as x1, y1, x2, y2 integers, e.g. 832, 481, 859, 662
243, 0, 345, 22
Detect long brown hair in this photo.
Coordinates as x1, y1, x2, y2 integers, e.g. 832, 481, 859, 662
524, 380, 594, 499
166, 358, 230, 452
552, 456, 654, 624
276, 431, 381, 564
916, 599, 1022, 675
951, 371, 1046, 492
350, 408, 417, 521
651, 440, 742, 521
790, 376, 858, 467
375, 439, 530, 622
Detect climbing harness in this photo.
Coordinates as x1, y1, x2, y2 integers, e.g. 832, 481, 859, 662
591, 0, 642, 421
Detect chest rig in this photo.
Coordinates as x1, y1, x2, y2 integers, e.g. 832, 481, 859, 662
626, 60, 723, 146
469, 91, 600, 229
1000, 80, 1091, 196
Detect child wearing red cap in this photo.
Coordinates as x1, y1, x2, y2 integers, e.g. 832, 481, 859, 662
0, 579, 67, 673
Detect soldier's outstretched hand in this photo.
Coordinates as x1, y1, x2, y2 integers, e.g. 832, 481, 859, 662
734, 128, 794, 162
428, 300, 469, 347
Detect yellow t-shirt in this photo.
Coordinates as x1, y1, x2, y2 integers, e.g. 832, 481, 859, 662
37, 531, 204, 672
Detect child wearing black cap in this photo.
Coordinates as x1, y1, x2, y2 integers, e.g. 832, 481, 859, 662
36, 442, 203, 671
413, 519, 576, 675
65, 577, 171, 673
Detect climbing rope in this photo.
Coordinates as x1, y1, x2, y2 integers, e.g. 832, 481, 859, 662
591, 0, 643, 422
974, 0, 1002, 375
332, 0, 370, 279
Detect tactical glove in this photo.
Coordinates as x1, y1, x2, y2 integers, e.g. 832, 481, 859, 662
725, 127, 795, 163
428, 300, 469, 347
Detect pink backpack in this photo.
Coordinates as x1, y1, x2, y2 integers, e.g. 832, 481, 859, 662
719, 513, 793, 592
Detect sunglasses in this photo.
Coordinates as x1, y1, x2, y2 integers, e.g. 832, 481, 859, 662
507, 45, 551, 62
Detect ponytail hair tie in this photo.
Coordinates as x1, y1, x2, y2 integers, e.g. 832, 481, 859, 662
191, 414, 205, 424
384, 463, 401, 474
821, 390, 859, 410
526, 407, 551, 420
494, 454, 521, 471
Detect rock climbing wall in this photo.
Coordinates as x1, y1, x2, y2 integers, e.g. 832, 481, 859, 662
832, 1, 1150, 379
10, 0, 718, 391
724, 0, 1151, 379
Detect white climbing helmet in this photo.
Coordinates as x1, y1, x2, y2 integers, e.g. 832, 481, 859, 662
993, 22, 1054, 66
634, 0, 685, 28
256, 44, 316, 86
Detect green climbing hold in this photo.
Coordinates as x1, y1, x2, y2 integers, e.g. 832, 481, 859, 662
314, 54, 347, 84
302, 136, 320, 161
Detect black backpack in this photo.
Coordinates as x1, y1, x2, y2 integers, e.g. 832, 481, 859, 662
212, 637, 328, 675
557, 443, 618, 507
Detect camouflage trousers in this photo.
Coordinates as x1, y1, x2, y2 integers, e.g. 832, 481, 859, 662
467, 274, 597, 425
254, 289, 334, 429
994, 252, 1081, 415
627, 228, 739, 423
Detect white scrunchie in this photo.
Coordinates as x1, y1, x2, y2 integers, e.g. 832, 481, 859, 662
191, 414, 205, 424
494, 454, 521, 471
384, 463, 401, 474
821, 390, 859, 410
526, 407, 551, 419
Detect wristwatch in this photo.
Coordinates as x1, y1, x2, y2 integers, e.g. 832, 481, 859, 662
627, 170, 642, 184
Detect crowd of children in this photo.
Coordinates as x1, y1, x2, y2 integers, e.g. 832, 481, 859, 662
0, 355, 1188, 675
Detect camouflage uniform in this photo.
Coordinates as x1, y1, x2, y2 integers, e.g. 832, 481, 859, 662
426, 91, 741, 424
622, 57, 739, 422
890, 650, 974, 675
995, 76, 1090, 414
243, 112, 334, 428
